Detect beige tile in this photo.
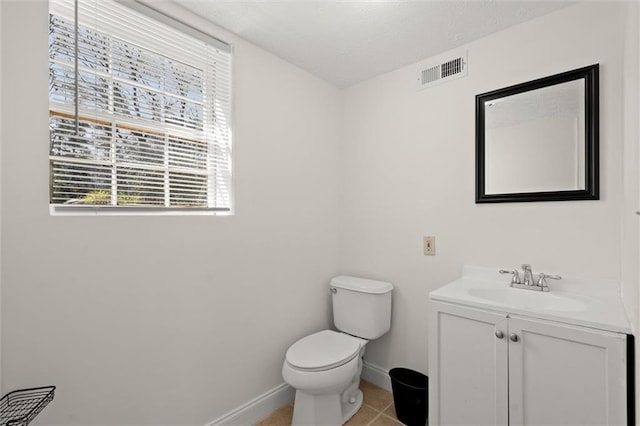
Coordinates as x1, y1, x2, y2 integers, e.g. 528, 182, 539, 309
360, 379, 377, 390
254, 404, 293, 426
382, 403, 398, 420
362, 379, 385, 388
360, 381, 393, 411
370, 413, 404, 426
344, 404, 380, 425
255, 380, 395, 426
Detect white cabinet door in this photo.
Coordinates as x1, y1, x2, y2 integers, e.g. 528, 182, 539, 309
508, 316, 628, 426
429, 301, 509, 426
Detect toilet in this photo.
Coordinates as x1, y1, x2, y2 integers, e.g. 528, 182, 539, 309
282, 275, 393, 425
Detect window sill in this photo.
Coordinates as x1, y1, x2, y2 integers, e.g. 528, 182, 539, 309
50, 205, 233, 216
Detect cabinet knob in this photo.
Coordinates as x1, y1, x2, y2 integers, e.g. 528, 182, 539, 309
510, 333, 519, 342
495, 330, 504, 339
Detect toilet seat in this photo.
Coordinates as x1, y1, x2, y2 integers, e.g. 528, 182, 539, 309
286, 330, 363, 371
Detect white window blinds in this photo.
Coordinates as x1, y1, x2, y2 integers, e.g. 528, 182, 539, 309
49, 0, 233, 212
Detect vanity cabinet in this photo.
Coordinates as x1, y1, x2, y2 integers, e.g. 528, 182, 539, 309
429, 301, 630, 426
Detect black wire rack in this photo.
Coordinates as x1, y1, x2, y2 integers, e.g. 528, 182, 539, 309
0, 386, 55, 426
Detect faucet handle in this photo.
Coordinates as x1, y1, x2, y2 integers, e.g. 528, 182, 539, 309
537, 272, 562, 288
521, 264, 532, 271
499, 269, 521, 284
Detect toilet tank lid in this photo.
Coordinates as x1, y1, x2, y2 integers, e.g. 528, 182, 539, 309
330, 275, 393, 294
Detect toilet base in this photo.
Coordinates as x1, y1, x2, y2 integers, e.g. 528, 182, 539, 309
341, 388, 363, 423
284, 336, 368, 425
291, 388, 363, 426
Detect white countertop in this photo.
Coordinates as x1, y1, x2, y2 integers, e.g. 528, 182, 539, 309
429, 266, 632, 334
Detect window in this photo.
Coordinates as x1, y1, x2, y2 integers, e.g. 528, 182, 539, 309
49, 0, 232, 213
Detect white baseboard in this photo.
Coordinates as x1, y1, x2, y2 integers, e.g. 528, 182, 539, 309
361, 361, 392, 392
206, 382, 295, 426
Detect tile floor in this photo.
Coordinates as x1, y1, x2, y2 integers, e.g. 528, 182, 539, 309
255, 379, 403, 425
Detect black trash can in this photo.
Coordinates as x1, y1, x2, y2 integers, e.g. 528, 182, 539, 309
389, 367, 428, 426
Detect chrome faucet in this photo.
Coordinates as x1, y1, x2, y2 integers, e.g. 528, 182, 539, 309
499, 264, 561, 292
521, 264, 534, 286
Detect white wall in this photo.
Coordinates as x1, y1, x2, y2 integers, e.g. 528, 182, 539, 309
0, 1, 341, 425
623, 1, 640, 333
0, 0, 3, 392
340, 2, 626, 373
621, 0, 640, 415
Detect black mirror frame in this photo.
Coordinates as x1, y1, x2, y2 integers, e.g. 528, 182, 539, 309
475, 64, 599, 203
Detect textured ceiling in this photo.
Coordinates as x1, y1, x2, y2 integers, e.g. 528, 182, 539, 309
175, 1, 573, 88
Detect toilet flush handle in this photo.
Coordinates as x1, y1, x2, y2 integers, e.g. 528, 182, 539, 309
330, 287, 337, 294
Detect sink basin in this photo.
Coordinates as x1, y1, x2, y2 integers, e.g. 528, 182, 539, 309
468, 287, 587, 312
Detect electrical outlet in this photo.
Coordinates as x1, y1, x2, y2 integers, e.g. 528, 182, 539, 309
424, 236, 436, 256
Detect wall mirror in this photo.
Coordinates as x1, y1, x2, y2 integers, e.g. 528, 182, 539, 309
476, 64, 599, 203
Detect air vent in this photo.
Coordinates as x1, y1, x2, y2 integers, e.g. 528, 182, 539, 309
417, 51, 467, 90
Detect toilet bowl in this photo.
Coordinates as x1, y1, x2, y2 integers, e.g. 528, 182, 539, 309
282, 276, 393, 426
282, 330, 367, 425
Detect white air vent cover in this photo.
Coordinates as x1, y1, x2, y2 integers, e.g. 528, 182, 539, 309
417, 51, 467, 90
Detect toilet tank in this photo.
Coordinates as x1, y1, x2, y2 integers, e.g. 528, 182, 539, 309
330, 275, 393, 340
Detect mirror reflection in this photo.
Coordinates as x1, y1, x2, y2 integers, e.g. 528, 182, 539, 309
484, 80, 585, 194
